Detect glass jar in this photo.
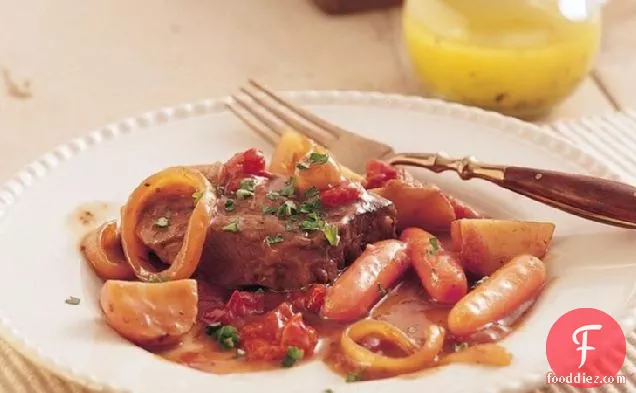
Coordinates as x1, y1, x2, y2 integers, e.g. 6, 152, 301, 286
402, 0, 602, 119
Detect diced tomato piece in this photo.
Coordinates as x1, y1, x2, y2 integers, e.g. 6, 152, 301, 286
365, 159, 398, 189
199, 308, 228, 325
242, 338, 286, 361
240, 304, 289, 343
220, 148, 269, 192
220, 151, 246, 189
287, 285, 327, 314
320, 182, 362, 208
242, 148, 267, 175
225, 290, 265, 321
280, 314, 318, 352
240, 302, 318, 361
199, 290, 264, 326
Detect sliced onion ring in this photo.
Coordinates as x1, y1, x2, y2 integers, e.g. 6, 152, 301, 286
340, 319, 444, 376
81, 220, 135, 280
120, 167, 216, 282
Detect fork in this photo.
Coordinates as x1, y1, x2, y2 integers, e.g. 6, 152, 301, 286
226, 79, 636, 230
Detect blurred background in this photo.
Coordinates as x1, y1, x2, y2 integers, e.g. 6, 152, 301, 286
0, 0, 634, 182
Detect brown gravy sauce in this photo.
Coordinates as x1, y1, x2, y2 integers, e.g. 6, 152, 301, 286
155, 273, 535, 380
68, 201, 119, 238
75, 207, 538, 381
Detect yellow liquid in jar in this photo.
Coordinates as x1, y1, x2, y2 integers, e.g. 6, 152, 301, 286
402, 0, 602, 119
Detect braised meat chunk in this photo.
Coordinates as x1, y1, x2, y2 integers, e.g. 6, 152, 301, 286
136, 164, 396, 290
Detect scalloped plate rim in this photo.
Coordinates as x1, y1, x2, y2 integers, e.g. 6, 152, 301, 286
0, 90, 633, 393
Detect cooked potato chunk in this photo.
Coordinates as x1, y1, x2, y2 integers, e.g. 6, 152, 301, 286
270, 129, 313, 176
295, 150, 343, 192
100, 279, 198, 347
269, 129, 363, 182
450, 219, 555, 276
372, 180, 456, 232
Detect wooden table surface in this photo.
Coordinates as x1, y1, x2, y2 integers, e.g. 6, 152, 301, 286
0, 0, 634, 183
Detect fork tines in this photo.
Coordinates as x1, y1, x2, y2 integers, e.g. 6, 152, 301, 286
226, 79, 339, 147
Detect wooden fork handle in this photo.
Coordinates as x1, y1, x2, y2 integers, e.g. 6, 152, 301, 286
388, 153, 636, 229
501, 167, 636, 228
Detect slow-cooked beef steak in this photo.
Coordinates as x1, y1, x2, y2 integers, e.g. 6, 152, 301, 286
136, 164, 396, 290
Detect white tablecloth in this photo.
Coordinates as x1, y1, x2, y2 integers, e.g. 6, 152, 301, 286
538, 111, 636, 393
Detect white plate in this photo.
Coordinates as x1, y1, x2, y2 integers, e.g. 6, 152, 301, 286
0, 92, 634, 393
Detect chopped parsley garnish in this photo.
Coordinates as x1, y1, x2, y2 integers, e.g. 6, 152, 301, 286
236, 178, 256, 200
222, 220, 240, 232
277, 200, 298, 217
65, 296, 80, 305
236, 188, 254, 200
296, 152, 329, 171
278, 178, 296, 197
192, 190, 204, 203
308, 152, 329, 165
345, 370, 363, 382
239, 178, 256, 191
428, 237, 440, 255
263, 200, 298, 217
265, 234, 284, 245
299, 213, 337, 242
304, 186, 319, 198
299, 215, 323, 231
281, 346, 304, 368
323, 224, 340, 247
266, 190, 282, 200
299, 198, 321, 214
154, 216, 170, 228
224, 199, 236, 212
377, 283, 388, 296
218, 328, 239, 349
206, 325, 239, 350
454, 342, 469, 352
262, 206, 277, 215
296, 161, 310, 170
256, 177, 336, 244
